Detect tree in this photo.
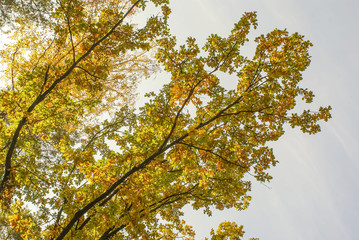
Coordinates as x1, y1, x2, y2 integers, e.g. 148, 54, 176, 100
0, 0, 54, 28
0, 0, 331, 239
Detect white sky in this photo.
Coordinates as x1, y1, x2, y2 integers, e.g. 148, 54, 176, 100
140, 0, 359, 239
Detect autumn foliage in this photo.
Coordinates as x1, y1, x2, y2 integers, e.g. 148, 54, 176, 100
0, 0, 331, 239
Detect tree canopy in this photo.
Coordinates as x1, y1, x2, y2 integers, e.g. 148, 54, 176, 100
0, 0, 331, 239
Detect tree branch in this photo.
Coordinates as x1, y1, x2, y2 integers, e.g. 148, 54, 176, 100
31, 38, 55, 73
66, 14, 76, 63
178, 141, 249, 169
0, 0, 143, 201
39, 64, 50, 94
98, 226, 125, 240
158, 79, 203, 152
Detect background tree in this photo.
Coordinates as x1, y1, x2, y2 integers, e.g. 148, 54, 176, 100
0, 0, 54, 28
0, 0, 331, 239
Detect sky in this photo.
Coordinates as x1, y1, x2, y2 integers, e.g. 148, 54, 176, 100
138, 0, 359, 239
0, 1, 357, 239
